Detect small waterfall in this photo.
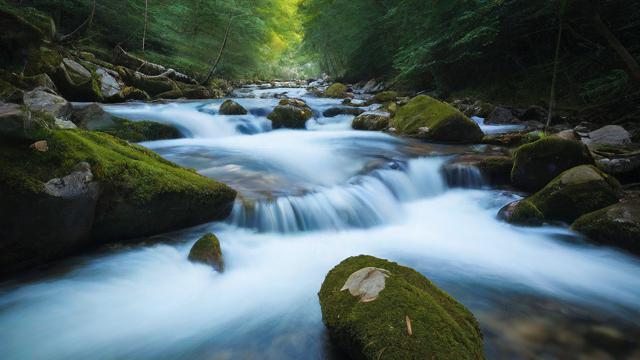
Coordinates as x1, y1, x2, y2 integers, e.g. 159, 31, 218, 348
442, 163, 486, 189
228, 157, 446, 233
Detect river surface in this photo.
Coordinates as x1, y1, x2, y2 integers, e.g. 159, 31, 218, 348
1, 86, 639, 359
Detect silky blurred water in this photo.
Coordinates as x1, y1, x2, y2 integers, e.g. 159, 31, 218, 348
1, 86, 639, 359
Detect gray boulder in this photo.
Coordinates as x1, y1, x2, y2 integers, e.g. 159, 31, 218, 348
351, 110, 390, 131
0, 102, 51, 140
23, 88, 71, 119
582, 125, 631, 147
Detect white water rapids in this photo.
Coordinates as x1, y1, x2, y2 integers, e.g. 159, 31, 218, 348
0, 86, 639, 359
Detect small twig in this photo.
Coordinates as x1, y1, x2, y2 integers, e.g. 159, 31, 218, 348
405, 315, 413, 336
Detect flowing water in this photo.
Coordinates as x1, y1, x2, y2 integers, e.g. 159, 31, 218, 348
1, 86, 639, 359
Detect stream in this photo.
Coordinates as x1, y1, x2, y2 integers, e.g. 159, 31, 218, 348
1, 86, 639, 359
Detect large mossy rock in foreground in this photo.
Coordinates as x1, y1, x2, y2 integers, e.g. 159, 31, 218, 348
501, 165, 621, 225
572, 202, 640, 256
511, 137, 594, 192
188, 233, 224, 272
267, 98, 312, 129
0, 130, 236, 274
391, 95, 484, 144
319, 255, 484, 360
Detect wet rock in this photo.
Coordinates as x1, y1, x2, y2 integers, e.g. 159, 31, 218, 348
445, 155, 514, 187
188, 233, 224, 272
99, 118, 181, 142
325, 82, 348, 98
503, 165, 621, 225
95, 67, 121, 99
572, 201, 640, 255
487, 106, 519, 125
322, 107, 364, 117
70, 103, 117, 130
582, 125, 631, 147
594, 148, 640, 184
219, 99, 248, 115
116, 66, 177, 97
22, 87, 71, 119
319, 255, 484, 360
452, 99, 495, 118
267, 98, 313, 129
511, 137, 594, 192
391, 95, 484, 143
498, 199, 545, 226
0, 102, 51, 140
554, 129, 578, 141
351, 110, 390, 131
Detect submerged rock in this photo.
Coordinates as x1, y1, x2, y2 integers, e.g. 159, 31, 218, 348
319, 255, 484, 360
219, 99, 247, 115
267, 98, 312, 129
325, 82, 348, 98
502, 165, 621, 225
351, 110, 390, 131
572, 201, 640, 255
391, 95, 484, 143
188, 233, 224, 272
0, 130, 236, 275
511, 137, 594, 192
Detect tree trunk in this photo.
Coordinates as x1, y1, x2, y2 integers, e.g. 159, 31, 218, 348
202, 15, 234, 85
142, 0, 148, 53
592, 11, 640, 83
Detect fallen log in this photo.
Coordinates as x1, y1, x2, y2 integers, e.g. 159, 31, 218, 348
112, 46, 197, 84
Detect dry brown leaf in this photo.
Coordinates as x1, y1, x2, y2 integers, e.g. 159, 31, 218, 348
340, 267, 390, 302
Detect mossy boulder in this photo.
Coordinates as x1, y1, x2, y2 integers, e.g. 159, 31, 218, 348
219, 99, 248, 115
319, 255, 484, 360
352, 111, 391, 131
391, 95, 484, 143
115, 86, 151, 102
572, 202, 640, 255
99, 118, 181, 142
511, 137, 594, 192
188, 233, 224, 272
267, 98, 313, 129
498, 199, 545, 226
0, 130, 236, 274
52, 58, 104, 102
502, 165, 621, 225
372, 91, 399, 103
0, 102, 52, 140
116, 66, 177, 96
325, 82, 348, 98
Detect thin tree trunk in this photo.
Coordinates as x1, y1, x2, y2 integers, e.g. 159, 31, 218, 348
592, 11, 640, 83
202, 15, 234, 85
142, 0, 148, 53
545, 0, 566, 131
61, 0, 96, 41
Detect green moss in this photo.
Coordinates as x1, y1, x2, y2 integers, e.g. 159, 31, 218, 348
476, 156, 513, 185
511, 137, 594, 192
99, 119, 181, 142
572, 203, 640, 255
373, 91, 399, 103
508, 200, 544, 225
325, 82, 348, 98
526, 165, 621, 223
0, 130, 236, 242
391, 95, 483, 143
319, 255, 484, 360
188, 233, 224, 272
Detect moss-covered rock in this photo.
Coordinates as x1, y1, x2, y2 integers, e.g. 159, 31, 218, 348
188, 233, 224, 272
476, 156, 514, 186
115, 86, 151, 102
0, 130, 236, 274
498, 199, 545, 226
52, 58, 104, 102
352, 111, 391, 131
116, 66, 177, 96
219, 99, 248, 115
511, 137, 594, 192
372, 91, 399, 103
0, 102, 52, 140
572, 202, 640, 255
325, 82, 348, 98
391, 95, 484, 144
99, 118, 181, 142
503, 165, 621, 225
267, 98, 313, 129
319, 255, 484, 360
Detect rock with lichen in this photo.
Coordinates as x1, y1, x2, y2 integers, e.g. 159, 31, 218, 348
188, 233, 224, 272
319, 255, 484, 360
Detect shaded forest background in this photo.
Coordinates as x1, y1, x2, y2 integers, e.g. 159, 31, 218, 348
2, 0, 640, 120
